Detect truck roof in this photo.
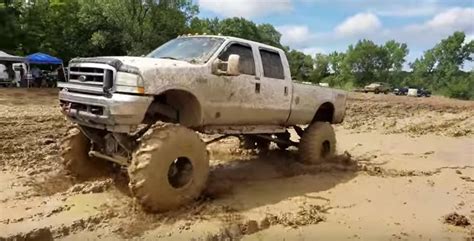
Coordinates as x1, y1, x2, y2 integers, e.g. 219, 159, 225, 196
178, 35, 284, 53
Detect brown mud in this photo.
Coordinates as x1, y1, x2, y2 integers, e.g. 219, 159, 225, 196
0, 89, 473, 240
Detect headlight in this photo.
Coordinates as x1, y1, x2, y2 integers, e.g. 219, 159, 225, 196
115, 72, 145, 94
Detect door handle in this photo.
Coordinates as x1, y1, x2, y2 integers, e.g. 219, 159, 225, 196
284, 86, 288, 96
255, 83, 261, 94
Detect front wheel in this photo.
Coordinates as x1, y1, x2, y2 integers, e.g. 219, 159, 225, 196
128, 124, 209, 212
298, 122, 336, 164
61, 127, 109, 179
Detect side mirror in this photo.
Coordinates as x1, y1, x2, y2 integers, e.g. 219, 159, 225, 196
226, 54, 240, 76
212, 54, 240, 76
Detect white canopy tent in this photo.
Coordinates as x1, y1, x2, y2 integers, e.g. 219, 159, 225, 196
0, 51, 26, 87
0, 51, 25, 62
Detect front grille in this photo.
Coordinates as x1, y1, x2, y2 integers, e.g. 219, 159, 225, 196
68, 66, 114, 89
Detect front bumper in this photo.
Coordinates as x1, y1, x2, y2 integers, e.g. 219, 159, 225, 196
59, 90, 153, 133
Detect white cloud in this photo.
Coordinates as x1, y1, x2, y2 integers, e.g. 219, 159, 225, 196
426, 7, 474, 29
277, 7, 474, 67
301, 47, 326, 56
302, 0, 442, 17
370, 0, 440, 17
198, 0, 292, 18
375, 6, 438, 17
276, 25, 313, 47
335, 12, 382, 36
465, 34, 474, 44
398, 7, 474, 46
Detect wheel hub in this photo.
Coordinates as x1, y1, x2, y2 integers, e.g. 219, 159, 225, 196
321, 140, 330, 157
168, 157, 193, 189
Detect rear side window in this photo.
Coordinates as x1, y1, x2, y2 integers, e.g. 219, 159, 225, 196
219, 44, 255, 75
260, 49, 284, 79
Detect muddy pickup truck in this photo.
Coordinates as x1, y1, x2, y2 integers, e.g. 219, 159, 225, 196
58, 35, 347, 212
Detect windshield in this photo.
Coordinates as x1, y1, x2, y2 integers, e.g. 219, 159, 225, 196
147, 37, 224, 64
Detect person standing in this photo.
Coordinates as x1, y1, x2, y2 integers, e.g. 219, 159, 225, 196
31, 66, 41, 87
19, 65, 25, 87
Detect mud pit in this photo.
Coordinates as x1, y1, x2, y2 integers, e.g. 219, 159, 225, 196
0, 89, 473, 240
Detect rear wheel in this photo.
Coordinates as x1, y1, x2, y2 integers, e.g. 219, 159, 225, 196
299, 122, 336, 164
128, 123, 209, 212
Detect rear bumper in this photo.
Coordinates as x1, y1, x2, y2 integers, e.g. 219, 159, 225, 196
59, 90, 152, 133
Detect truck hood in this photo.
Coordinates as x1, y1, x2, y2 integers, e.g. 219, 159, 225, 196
69, 56, 211, 95
69, 56, 197, 74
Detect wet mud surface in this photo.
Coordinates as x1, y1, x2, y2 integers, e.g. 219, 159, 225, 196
0, 89, 473, 240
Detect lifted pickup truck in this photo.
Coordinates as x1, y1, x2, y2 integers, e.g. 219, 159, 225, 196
58, 35, 347, 212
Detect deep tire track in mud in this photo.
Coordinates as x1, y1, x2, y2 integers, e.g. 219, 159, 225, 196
344, 93, 474, 137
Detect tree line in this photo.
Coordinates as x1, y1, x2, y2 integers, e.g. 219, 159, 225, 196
1, 0, 473, 99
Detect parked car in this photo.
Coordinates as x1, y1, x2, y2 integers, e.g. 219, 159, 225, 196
417, 88, 431, 97
393, 87, 431, 97
393, 87, 409, 95
364, 82, 391, 94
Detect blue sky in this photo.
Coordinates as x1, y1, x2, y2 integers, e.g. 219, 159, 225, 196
197, 0, 474, 68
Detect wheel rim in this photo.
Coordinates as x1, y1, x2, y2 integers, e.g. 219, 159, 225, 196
321, 140, 331, 158
168, 157, 193, 189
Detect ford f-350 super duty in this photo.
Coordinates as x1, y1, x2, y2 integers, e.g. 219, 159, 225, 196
58, 35, 347, 212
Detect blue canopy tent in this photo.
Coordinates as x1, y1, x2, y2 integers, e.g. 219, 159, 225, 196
25, 53, 65, 87
26, 52, 63, 65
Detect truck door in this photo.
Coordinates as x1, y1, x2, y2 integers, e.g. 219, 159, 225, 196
204, 42, 262, 125
254, 48, 292, 125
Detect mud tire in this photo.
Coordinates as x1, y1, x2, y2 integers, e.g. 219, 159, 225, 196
61, 127, 108, 179
298, 122, 336, 164
128, 123, 209, 212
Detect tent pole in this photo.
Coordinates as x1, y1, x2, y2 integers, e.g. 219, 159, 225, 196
61, 63, 66, 84
27, 63, 30, 88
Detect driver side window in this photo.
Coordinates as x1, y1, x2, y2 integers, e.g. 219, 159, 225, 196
219, 43, 255, 76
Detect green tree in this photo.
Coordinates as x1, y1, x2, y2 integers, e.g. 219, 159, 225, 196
383, 40, 409, 86
311, 53, 330, 82
410, 31, 474, 98
256, 23, 282, 48
328, 51, 346, 75
0, 0, 22, 54
384, 40, 409, 71
287, 50, 314, 81
319, 51, 348, 88
99, 0, 197, 55
189, 17, 282, 48
16, 0, 198, 61
343, 39, 390, 86
189, 17, 220, 35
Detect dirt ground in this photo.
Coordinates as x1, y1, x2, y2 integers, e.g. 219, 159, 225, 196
0, 88, 473, 241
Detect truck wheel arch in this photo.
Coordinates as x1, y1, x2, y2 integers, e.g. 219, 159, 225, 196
312, 102, 335, 124
145, 89, 203, 127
